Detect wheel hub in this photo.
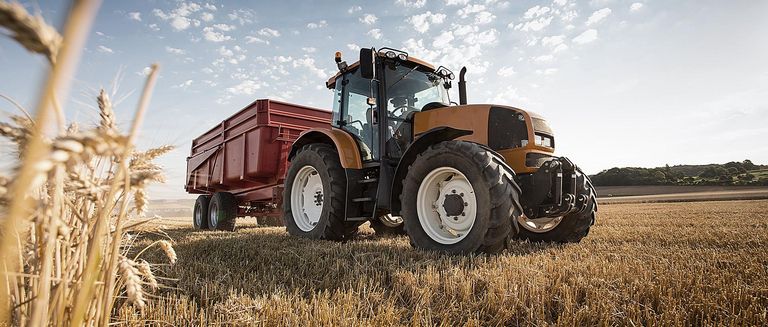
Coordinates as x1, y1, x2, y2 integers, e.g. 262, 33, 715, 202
441, 194, 465, 217
417, 167, 478, 244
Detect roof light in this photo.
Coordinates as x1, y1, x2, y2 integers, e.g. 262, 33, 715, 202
385, 51, 396, 59
397, 53, 408, 60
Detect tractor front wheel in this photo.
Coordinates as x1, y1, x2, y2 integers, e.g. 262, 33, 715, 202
370, 214, 406, 236
401, 141, 522, 254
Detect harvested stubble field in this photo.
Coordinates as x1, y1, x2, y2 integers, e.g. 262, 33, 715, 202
119, 200, 768, 326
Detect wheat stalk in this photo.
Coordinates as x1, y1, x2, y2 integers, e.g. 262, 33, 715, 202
158, 240, 177, 265
117, 256, 146, 310
0, 1, 62, 64
136, 260, 158, 292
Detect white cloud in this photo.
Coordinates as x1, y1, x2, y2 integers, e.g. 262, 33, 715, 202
458, 4, 486, 18
348, 6, 362, 14
293, 57, 327, 79
541, 35, 565, 47
553, 43, 569, 53
497, 66, 516, 77
553, 0, 568, 6
201, 12, 214, 22
368, 28, 382, 40
511, 16, 553, 32
475, 11, 495, 24
170, 16, 191, 31
537, 68, 558, 75
152, 3, 202, 31
257, 28, 281, 37
407, 11, 446, 33
245, 36, 268, 44
175, 79, 194, 89
572, 29, 598, 44
395, 0, 427, 8
204, 3, 217, 11
203, 27, 232, 42
307, 20, 327, 29
148, 23, 159, 31
432, 31, 454, 48
302, 47, 317, 53
347, 43, 361, 51
360, 14, 378, 25
214, 23, 236, 31
218, 46, 234, 57
630, 3, 644, 11
96, 45, 113, 54
165, 46, 186, 55
127, 12, 141, 21
463, 29, 498, 45
586, 8, 612, 26
445, 0, 470, 5
137, 66, 152, 76
523, 5, 550, 19
534, 54, 554, 62
227, 80, 265, 95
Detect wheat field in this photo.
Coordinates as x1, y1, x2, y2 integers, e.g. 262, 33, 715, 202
116, 200, 768, 326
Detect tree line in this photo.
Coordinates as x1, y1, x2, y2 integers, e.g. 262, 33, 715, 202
590, 160, 768, 186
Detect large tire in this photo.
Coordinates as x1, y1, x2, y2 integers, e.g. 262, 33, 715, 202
370, 214, 406, 236
208, 192, 237, 231
283, 144, 358, 241
193, 195, 210, 230
514, 179, 596, 243
401, 141, 522, 254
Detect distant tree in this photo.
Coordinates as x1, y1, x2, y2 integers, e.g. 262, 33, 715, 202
743, 159, 757, 171
727, 167, 740, 175
700, 167, 727, 178
738, 173, 755, 182
718, 175, 733, 184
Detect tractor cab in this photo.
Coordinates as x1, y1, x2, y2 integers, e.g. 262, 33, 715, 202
327, 48, 454, 162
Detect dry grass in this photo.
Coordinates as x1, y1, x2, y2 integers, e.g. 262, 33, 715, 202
118, 200, 768, 326
0, 1, 174, 325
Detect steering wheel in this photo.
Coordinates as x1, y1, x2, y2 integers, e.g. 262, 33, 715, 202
391, 105, 419, 118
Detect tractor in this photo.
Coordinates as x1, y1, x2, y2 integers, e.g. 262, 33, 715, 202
283, 47, 597, 254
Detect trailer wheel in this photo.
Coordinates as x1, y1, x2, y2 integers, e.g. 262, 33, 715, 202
370, 214, 406, 235
208, 192, 237, 231
514, 184, 596, 243
284, 144, 354, 241
401, 141, 522, 254
193, 195, 210, 230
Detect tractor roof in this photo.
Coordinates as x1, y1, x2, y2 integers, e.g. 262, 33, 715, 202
325, 55, 436, 89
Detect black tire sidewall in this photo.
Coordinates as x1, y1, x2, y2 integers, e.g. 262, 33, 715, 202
283, 148, 337, 239
402, 149, 493, 253
193, 195, 210, 230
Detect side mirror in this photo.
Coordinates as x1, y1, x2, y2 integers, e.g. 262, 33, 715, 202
359, 48, 375, 79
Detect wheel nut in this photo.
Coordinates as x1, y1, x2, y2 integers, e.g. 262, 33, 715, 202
453, 217, 459, 221
452, 189, 457, 194
460, 193, 464, 197
461, 213, 465, 216
464, 202, 468, 206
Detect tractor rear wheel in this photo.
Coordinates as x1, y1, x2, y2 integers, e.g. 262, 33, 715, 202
284, 144, 358, 241
513, 183, 596, 243
370, 214, 406, 236
208, 192, 237, 231
193, 195, 210, 230
401, 141, 522, 254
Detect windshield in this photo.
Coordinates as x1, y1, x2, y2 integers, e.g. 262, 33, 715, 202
384, 63, 449, 115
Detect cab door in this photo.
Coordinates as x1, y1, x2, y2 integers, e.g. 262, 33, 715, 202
332, 68, 379, 161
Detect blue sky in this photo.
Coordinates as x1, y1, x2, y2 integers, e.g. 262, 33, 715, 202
1, 0, 767, 199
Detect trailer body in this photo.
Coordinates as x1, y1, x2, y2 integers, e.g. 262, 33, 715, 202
185, 99, 331, 216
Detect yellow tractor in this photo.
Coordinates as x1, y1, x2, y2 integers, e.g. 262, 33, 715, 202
284, 47, 596, 254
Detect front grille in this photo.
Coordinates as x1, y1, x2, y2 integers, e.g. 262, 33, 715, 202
488, 107, 528, 150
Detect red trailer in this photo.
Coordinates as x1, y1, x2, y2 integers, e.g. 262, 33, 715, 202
185, 99, 331, 229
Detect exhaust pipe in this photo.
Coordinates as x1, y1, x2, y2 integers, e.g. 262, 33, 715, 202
458, 67, 467, 105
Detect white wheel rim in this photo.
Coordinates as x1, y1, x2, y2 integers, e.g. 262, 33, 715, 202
210, 201, 219, 227
195, 203, 203, 226
379, 214, 403, 227
517, 215, 563, 233
416, 167, 477, 245
291, 165, 324, 232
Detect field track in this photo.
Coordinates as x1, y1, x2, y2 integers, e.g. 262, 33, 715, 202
121, 199, 768, 325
